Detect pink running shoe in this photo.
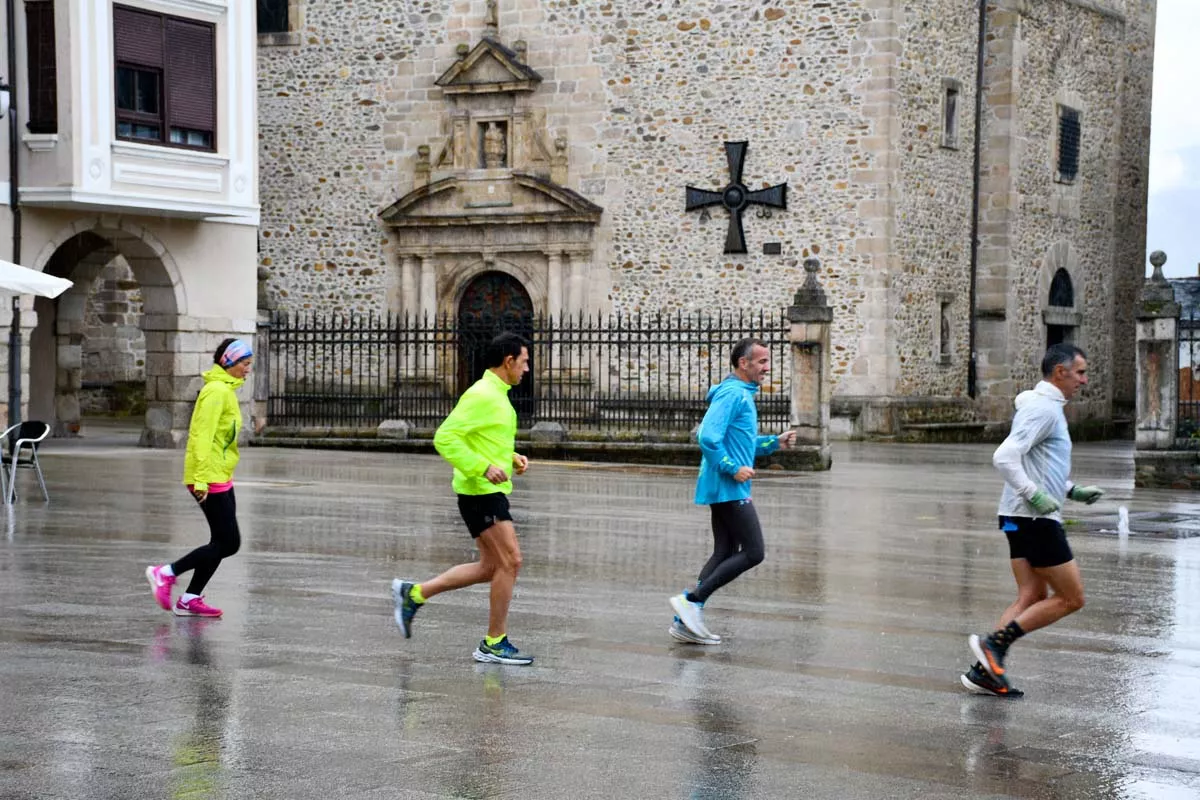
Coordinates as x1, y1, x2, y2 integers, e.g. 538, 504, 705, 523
145, 565, 176, 611
173, 596, 222, 618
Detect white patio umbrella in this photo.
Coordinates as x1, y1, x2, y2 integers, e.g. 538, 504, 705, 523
0, 259, 72, 298
0, 259, 73, 431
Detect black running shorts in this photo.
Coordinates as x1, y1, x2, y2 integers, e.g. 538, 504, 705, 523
999, 515, 1074, 568
457, 492, 512, 538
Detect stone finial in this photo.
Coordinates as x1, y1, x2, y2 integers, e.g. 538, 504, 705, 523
551, 134, 568, 184
414, 144, 432, 188
1139, 250, 1180, 316
1149, 250, 1167, 279
256, 266, 276, 311
787, 257, 832, 323
513, 40, 527, 63
484, 0, 499, 38
795, 258, 827, 306
455, 42, 470, 59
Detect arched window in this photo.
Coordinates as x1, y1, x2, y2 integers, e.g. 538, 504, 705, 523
1046, 268, 1075, 348
1048, 268, 1074, 308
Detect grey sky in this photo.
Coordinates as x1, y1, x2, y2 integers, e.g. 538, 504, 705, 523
1147, 0, 1200, 278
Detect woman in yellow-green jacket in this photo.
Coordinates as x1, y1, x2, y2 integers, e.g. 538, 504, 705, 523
145, 338, 253, 618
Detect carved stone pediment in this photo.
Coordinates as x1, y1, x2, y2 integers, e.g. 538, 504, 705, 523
435, 39, 543, 95
380, 173, 602, 227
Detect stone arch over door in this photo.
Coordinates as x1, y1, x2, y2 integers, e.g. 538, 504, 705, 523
1040, 241, 1082, 350
31, 218, 187, 447
456, 269, 535, 423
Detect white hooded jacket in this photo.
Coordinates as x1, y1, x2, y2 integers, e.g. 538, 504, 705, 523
992, 381, 1073, 521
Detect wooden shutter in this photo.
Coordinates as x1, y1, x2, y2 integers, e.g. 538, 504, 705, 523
24, 0, 57, 134
165, 18, 215, 133
113, 5, 163, 68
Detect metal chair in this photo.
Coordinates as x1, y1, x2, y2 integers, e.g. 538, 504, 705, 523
1, 421, 51, 504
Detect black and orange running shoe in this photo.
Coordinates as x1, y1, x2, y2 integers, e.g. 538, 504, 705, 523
969, 633, 1009, 678
960, 664, 1024, 698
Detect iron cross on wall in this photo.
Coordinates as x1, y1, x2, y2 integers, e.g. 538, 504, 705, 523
685, 141, 788, 254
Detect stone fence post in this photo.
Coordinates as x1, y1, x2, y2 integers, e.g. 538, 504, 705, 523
1135, 250, 1180, 449
786, 258, 832, 470
253, 312, 271, 435
253, 266, 275, 435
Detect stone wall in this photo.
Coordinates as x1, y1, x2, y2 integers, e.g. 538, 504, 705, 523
1112, 0, 1156, 414
892, 0, 979, 398
973, 0, 1152, 425
1006, 0, 1126, 422
1135, 450, 1200, 490
256, 0, 1155, 431
79, 255, 146, 415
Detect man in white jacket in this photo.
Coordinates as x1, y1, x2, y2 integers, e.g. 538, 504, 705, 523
962, 343, 1105, 697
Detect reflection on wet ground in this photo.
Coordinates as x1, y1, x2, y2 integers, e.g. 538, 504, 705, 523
1, 440, 1199, 798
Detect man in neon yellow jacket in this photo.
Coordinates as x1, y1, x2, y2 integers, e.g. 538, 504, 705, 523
392, 332, 534, 665
146, 338, 253, 618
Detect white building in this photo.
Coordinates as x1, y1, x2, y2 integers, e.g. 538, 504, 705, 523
0, 0, 258, 446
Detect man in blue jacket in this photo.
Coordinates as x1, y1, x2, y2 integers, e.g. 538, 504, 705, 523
669, 338, 796, 643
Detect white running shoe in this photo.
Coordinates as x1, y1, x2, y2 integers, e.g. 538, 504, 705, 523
669, 593, 714, 639
668, 619, 720, 645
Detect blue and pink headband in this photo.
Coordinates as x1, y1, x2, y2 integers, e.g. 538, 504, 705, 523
219, 339, 253, 367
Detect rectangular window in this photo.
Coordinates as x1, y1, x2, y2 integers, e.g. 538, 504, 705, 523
115, 66, 162, 142
1056, 106, 1081, 184
257, 0, 289, 34
25, 0, 57, 134
113, 5, 215, 152
941, 81, 960, 149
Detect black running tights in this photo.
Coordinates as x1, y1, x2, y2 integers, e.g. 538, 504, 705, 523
693, 499, 765, 603
171, 488, 241, 595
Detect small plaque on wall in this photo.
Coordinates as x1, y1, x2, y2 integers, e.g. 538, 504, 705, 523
763, 242, 782, 255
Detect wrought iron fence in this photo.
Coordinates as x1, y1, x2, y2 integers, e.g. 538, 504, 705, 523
1179, 310, 1200, 440
260, 310, 791, 434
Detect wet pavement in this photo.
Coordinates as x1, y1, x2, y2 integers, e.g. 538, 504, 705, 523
2, 436, 1200, 799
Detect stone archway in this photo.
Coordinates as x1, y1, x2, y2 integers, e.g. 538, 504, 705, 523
456, 270, 535, 423
1041, 241, 1082, 351
30, 219, 187, 447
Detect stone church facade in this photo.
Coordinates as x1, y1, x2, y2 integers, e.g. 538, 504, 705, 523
256, 0, 1155, 435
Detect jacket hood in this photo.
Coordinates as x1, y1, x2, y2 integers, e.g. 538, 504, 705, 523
203, 364, 245, 388
1014, 380, 1065, 409
706, 374, 759, 402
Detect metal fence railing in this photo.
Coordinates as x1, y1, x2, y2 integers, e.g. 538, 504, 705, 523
259, 310, 791, 434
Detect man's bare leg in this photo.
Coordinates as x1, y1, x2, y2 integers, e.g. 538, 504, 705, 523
973, 560, 1084, 679
1013, 560, 1085, 633
1000, 558, 1049, 626
475, 520, 522, 638
418, 556, 495, 600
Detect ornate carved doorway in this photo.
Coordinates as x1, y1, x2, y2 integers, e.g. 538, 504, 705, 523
457, 271, 535, 423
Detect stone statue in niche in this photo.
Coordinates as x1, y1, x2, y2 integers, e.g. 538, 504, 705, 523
483, 122, 507, 168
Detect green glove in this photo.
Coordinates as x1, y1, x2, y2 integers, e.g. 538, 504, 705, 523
1027, 490, 1061, 515
1068, 485, 1105, 505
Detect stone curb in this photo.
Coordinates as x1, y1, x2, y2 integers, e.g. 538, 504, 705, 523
249, 436, 832, 471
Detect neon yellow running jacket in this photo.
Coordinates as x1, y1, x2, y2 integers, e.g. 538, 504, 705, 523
434, 369, 517, 495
